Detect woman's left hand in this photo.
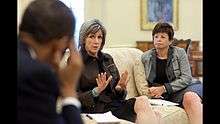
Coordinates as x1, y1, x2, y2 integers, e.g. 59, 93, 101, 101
115, 70, 129, 91
148, 86, 165, 98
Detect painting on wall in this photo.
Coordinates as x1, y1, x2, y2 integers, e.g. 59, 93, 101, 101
140, 0, 178, 30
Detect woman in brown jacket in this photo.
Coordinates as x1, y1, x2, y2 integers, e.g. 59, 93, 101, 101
77, 19, 160, 123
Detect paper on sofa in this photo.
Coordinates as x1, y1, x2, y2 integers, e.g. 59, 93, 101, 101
149, 99, 179, 106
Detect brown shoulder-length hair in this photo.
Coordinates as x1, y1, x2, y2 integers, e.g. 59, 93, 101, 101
78, 19, 106, 50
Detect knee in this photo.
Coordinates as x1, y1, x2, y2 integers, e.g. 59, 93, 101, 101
183, 92, 201, 108
136, 96, 149, 105
134, 96, 150, 113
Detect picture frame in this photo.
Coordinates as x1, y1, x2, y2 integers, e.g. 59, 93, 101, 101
140, 0, 179, 30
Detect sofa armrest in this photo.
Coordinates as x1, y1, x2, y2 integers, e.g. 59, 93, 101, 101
133, 59, 150, 97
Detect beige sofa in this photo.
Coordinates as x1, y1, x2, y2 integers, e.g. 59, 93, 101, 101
102, 47, 189, 124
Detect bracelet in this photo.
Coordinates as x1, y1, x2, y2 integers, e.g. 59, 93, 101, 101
92, 87, 99, 97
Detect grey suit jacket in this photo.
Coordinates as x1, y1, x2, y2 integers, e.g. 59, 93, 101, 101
141, 46, 192, 94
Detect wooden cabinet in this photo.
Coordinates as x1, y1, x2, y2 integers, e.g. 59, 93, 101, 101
189, 51, 203, 77
136, 41, 154, 52
136, 41, 203, 78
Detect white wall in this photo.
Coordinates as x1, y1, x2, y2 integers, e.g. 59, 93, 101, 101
85, 0, 202, 49
18, 0, 202, 49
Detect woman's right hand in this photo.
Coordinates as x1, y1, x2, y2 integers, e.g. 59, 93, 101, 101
96, 72, 112, 94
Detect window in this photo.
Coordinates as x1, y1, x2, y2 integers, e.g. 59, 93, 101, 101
60, 0, 84, 49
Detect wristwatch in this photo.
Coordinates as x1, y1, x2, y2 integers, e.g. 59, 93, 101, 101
163, 85, 167, 93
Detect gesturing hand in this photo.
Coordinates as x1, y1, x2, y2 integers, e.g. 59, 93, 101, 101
96, 72, 112, 94
115, 70, 129, 91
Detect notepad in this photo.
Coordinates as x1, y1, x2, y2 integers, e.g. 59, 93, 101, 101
85, 111, 120, 124
149, 99, 179, 106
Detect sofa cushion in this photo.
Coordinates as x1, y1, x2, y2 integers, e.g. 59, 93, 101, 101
103, 47, 189, 124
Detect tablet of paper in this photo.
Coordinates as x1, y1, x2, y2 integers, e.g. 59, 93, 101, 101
149, 99, 179, 106
85, 111, 120, 124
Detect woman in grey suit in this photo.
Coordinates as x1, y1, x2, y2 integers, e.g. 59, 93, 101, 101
141, 22, 203, 124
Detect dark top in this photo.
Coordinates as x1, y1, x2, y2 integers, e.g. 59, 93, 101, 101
78, 48, 127, 113
153, 57, 169, 86
17, 41, 83, 124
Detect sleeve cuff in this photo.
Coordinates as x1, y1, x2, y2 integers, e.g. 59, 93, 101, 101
62, 97, 81, 109
164, 83, 173, 94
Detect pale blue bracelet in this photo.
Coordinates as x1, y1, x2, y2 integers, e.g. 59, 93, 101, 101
92, 87, 99, 97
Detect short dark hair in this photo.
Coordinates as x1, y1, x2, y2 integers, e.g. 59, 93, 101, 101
152, 22, 174, 41
19, 0, 75, 44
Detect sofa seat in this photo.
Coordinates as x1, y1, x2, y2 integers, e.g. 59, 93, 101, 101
152, 106, 188, 124
59, 47, 189, 124
103, 47, 189, 124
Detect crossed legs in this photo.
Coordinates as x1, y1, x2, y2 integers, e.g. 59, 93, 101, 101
182, 91, 202, 124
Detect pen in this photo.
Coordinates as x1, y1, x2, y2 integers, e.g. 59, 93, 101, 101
86, 114, 93, 120
152, 96, 164, 99
159, 96, 164, 99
